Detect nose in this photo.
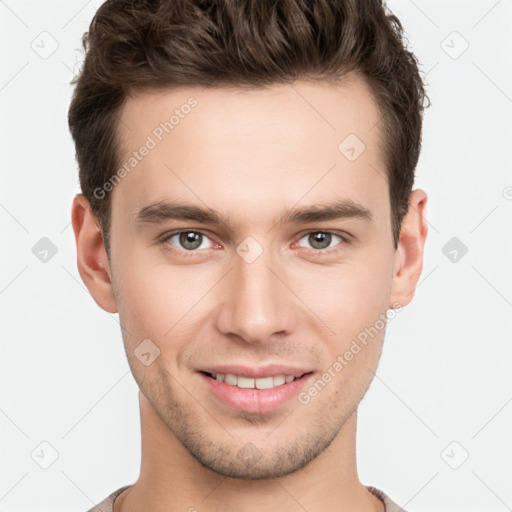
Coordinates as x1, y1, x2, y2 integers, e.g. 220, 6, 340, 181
214, 241, 298, 345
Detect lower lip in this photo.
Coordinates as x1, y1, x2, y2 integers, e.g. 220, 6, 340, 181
198, 372, 314, 414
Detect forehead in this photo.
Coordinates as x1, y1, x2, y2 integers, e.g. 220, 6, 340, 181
113, 76, 389, 230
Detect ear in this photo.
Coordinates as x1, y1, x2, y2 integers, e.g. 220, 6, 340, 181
389, 189, 428, 308
71, 194, 117, 313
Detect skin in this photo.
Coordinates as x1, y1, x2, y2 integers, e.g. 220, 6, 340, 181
72, 74, 428, 512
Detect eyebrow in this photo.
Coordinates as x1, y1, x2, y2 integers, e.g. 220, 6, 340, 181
134, 198, 373, 228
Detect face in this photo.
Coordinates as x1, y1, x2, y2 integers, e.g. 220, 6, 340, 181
77, 75, 423, 480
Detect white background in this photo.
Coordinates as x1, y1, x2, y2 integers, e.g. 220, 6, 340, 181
0, 1, 511, 511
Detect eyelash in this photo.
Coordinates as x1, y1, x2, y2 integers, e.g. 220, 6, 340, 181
159, 229, 349, 257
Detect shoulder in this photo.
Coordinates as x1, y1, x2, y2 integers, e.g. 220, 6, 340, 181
366, 485, 407, 512
86, 485, 132, 512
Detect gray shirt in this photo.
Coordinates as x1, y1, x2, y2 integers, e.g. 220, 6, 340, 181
87, 485, 406, 511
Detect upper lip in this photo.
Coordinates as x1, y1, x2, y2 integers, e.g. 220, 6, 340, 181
198, 364, 313, 379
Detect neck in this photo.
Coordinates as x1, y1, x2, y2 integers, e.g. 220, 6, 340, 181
114, 392, 384, 512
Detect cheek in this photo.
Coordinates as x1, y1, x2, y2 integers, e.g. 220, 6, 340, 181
296, 256, 392, 335
113, 251, 213, 344
304, 269, 389, 398
112, 259, 200, 387
291, 256, 392, 390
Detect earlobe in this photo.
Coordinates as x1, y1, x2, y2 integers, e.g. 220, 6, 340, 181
71, 194, 118, 313
389, 189, 429, 309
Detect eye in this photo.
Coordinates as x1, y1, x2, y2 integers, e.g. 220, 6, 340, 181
297, 231, 345, 252
163, 230, 216, 253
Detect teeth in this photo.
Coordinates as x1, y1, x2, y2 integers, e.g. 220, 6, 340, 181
224, 374, 237, 385
273, 375, 286, 386
211, 373, 301, 389
237, 376, 255, 388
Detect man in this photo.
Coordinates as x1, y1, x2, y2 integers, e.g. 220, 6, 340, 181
68, 0, 429, 510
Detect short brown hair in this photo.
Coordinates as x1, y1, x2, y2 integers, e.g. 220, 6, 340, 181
68, 0, 429, 254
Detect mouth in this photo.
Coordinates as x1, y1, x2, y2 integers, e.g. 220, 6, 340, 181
198, 370, 315, 414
